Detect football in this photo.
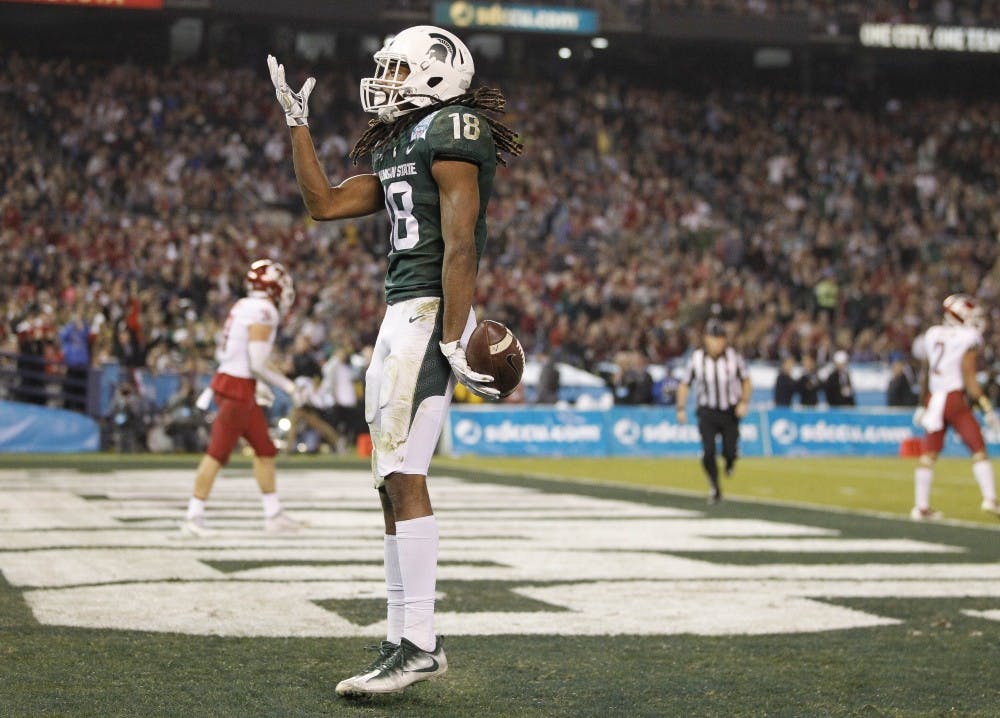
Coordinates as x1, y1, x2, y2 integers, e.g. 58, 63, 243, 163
464, 320, 525, 399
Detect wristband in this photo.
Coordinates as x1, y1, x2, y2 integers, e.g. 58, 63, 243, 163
978, 396, 994, 413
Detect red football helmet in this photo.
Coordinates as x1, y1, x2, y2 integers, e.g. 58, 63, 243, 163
943, 293, 985, 331
245, 259, 295, 314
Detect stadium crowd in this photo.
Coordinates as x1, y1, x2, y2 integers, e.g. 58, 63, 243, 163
2, 52, 999, 412
395, 0, 1000, 28
651, 0, 1000, 25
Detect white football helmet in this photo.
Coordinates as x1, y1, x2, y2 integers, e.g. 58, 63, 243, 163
360, 25, 474, 123
246, 259, 295, 314
943, 293, 985, 331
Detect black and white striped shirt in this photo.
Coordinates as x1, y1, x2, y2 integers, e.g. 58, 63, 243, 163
681, 347, 748, 411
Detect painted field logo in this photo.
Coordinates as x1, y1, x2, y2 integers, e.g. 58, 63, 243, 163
1, 469, 999, 638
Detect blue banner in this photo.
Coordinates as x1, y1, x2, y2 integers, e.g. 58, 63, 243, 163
447, 407, 766, 457
0, 401, 100, 453
606, 407, 764, 457
449, 407, 607, 456
446, 406, 987, 458
765, 408, 916, 457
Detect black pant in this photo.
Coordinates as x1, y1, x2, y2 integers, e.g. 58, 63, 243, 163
696, 406, 740, 490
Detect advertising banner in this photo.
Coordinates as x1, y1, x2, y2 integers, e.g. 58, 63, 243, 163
448, 406, 608, 456
0, 401, 99, 453
606, 407, 764, 457
860, 22, 1000, 53
434, 1, 599, 35
765, 408, 915, 457
0, 0, 163, 9
446, 406, 987, 458
447, 406, 765, 457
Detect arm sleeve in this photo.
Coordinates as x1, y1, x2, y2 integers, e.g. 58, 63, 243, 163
247, 340, 295, 395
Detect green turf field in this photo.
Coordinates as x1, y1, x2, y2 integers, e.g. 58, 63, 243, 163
1, 454, 999, 717
440, 455, 1000, 525
2, 453, 996, 523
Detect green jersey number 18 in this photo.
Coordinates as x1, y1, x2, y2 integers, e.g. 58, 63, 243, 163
385, 180, 418, 251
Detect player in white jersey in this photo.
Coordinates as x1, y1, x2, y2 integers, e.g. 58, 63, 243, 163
911, 294, 1000, 520
180, 259, 305, 537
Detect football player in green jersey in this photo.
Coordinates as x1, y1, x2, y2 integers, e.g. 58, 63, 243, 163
267, 25, 521, 697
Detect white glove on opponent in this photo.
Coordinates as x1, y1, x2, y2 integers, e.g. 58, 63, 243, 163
985, 410, 1000, 433
194, 387, 214, 411
266, 55, 315, 127
440, 340, 500, 400
260, 382, 306, 409
255, 382, 275, 408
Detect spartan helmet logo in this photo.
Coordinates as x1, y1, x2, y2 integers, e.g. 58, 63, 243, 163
425, 33, 457, 68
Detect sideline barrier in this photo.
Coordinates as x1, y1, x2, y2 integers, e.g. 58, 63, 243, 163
0, 400, 100, 453
445, 406, 989, 458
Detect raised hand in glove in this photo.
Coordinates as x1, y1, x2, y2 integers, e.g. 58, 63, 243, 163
440, 340, 500, 400
266, 54, 315, 127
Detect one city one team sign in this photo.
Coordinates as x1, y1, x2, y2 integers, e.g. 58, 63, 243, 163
434, 1, 599, 34
860, 22, 1000, 53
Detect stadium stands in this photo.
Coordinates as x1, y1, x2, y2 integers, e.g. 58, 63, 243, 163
1, 4, 998, 421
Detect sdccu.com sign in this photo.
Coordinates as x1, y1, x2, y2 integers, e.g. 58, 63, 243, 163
445, 407, 763, 457
444, 406, 974, 457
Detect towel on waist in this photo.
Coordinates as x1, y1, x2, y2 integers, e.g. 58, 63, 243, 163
920, 391, 947, 433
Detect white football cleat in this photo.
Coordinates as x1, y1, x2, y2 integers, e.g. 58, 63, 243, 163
336, 637, 447, 696
334, 641, 398, 695
179, 515, 215, 537
264, 511, 303, 534
910, 506, 942, 521
981, 499, 1000, 516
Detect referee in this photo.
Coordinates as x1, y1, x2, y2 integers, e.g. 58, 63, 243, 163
675, 319, 752, 503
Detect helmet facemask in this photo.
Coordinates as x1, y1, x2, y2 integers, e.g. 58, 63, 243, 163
360, 52, 414, 123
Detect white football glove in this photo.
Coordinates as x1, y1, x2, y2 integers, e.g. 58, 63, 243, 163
440, 340, 500, 400
985, 410, 1000, 433
266, 54, 315, 127
194, 387, 214, 412
255, 382, 275, 408
912, 406, 925, 429
290, 383, 307, 408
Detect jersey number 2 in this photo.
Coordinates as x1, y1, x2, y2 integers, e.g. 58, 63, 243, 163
930, 341, 945, 375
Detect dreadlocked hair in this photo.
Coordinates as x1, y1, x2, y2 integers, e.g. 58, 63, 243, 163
350, 87, 524, 167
